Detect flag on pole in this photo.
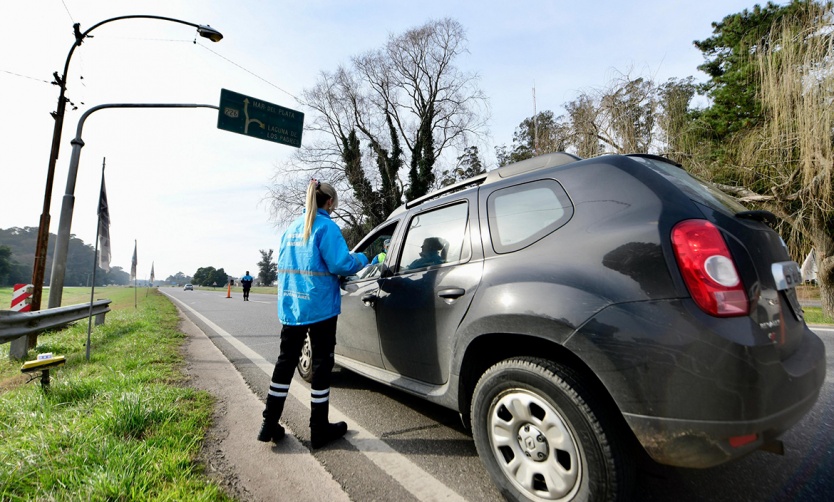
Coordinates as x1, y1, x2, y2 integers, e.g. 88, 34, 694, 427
150, 262, 155, 284
130, 241, 137, 280
97, 172, 111, 272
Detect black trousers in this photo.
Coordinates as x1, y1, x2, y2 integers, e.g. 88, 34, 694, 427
243, 287, 251, 299
262, 316, 338, 428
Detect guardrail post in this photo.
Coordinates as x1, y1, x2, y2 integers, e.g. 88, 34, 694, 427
95, 312, 106, 326
9, 336, 28, 360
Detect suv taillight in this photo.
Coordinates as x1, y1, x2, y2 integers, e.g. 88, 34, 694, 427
671, 220, 749, 317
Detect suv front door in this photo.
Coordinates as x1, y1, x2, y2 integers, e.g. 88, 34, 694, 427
338, 225, 399, 367
375, 196, 481, 385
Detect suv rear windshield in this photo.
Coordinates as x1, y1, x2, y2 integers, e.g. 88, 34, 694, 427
629, 156, 747, 214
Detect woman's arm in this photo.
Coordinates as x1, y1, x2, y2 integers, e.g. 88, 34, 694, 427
318, 222, 368, 275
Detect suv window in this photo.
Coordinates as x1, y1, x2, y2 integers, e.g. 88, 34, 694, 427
487, 180, 573, 253
346, 222, 398, 282
399, 202, 470, 272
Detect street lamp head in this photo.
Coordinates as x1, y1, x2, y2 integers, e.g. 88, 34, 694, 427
197, 25, 223, 42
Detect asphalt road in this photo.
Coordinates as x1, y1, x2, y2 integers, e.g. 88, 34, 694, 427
163, 287, 834, 501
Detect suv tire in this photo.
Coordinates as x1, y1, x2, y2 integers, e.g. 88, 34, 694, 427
297, 332, 313, 383
471, 357, 632, 502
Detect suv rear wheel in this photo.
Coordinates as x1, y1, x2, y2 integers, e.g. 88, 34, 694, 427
471, 357, 632, 501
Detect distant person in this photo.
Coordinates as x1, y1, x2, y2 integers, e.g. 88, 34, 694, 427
258, 178, 368, 449
406, 237, 444, 269
241, 271, 254, 301
370, 238, 390, 265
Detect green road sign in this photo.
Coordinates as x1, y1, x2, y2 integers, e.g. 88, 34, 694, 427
217, 88, 304, 147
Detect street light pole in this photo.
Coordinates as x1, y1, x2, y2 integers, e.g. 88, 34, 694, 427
30, 15, 222, 313
47, 103, 220, 309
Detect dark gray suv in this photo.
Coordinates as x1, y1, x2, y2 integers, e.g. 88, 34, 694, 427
298, 152, 826, 501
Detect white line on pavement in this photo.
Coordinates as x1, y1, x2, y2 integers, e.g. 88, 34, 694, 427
166, 293, 466, 502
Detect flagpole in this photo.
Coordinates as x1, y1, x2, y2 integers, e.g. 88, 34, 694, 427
86, 158, 106, 360
133, 240, 137, 309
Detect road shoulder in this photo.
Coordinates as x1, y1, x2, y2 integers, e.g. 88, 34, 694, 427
177, 309, 350, 502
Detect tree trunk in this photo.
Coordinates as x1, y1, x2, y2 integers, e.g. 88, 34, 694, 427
818, 255, 834, 318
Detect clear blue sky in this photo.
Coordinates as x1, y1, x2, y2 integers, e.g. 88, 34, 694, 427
0, 0, 759, 280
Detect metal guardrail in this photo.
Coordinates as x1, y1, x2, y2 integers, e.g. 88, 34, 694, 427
0, 299, 112, 343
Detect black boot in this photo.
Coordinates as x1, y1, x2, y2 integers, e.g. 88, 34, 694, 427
311, 421, 347, 449
259, 381, 289, 443
257, 420, 285, 443
310, 393, 347, 448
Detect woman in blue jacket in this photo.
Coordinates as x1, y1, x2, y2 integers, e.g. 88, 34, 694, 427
258, 179, 368, 448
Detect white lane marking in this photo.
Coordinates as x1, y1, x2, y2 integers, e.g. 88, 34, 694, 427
164, 292, 466, 502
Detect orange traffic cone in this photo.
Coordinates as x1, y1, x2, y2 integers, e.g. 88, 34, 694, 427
226, 282, 232, 299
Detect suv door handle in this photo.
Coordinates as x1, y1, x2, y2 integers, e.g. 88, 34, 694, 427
361, 293, 378, 306
437, 288, 465, 300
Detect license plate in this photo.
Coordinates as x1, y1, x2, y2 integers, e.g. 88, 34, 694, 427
771, 261, 802, 291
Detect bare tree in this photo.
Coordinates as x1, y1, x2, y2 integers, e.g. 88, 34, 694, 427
561, 74, 662, 158
266, 18, 489, 232
597, 75, 657, 153
357, 18, 489, 200
565, 93, 603, 158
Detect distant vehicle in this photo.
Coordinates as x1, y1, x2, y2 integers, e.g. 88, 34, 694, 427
297, 152, 826, 501
184, 284, 193, 291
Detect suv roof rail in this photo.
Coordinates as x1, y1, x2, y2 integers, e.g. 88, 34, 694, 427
405, 173, 489, 209
403, 152, 582, 210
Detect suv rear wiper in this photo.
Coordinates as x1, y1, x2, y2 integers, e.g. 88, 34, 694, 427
736, 210, 779, 229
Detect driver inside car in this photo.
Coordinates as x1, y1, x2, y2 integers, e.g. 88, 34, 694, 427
406, 237, 445, 270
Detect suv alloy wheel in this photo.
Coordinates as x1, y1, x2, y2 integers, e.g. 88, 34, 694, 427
471, 357, 633, 501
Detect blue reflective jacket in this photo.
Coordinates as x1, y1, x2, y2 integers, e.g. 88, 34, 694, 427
277, 209, 368, 325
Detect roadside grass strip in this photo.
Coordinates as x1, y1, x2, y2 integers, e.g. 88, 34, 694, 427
802, 306, 834, 325
0, 290, 231, 501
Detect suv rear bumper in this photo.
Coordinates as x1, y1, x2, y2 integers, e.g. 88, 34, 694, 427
623, 381, 821, 468
567, 299, 826, 468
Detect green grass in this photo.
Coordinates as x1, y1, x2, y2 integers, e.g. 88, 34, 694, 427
0, 289, 232, 501
0, 286, 154, 312
802, 307, 834, 325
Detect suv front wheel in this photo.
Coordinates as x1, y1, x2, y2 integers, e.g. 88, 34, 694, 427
471, 357, 632, 502
297, 332, 313, 383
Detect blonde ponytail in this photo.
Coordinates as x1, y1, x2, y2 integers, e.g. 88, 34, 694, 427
302, 180, 318, 242
302, 179, 338, 242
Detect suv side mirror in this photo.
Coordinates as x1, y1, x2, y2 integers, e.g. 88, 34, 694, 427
380, 264, 393, 278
